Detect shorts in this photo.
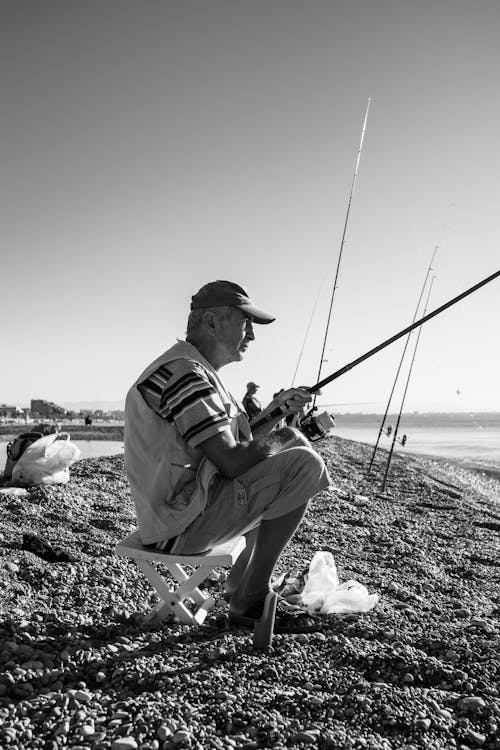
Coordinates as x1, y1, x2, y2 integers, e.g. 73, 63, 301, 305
170, 445, 331, 555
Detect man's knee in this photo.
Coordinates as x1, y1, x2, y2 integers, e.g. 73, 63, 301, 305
282, 426, 312, 449
291, 444, 327, 472
282, 445, 331, 492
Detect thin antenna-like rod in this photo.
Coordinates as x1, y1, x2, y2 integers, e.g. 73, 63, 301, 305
291, 278, 326, 387
367, 245, 438, 473
381, 276, 436, 492
312, 98, 371, 410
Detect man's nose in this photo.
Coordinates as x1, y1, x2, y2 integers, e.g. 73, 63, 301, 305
246, 320, 255, 340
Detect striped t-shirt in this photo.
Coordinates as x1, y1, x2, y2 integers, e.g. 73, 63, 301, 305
138, 359, 232, 447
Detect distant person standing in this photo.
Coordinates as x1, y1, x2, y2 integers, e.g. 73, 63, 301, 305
85, 414, 92, 426
242, 382, 262, 421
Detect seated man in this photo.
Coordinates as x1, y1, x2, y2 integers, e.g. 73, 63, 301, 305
124, 280, 332, 632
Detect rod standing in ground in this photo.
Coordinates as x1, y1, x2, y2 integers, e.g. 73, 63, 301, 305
124, 280, 332, 642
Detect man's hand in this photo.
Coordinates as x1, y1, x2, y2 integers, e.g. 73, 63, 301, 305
268, 387, 313, 416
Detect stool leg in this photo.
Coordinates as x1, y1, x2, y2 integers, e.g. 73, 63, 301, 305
166, 563, 218, 622
135, 559, 196, 625
153, 594, 216, 626
135, 560, 219, 626
166, 563, 215, 606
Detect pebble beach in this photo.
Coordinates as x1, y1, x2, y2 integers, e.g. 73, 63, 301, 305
1, 436, 499, 750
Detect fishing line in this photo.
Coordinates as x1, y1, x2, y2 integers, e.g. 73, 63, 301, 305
291, 276, 326, 387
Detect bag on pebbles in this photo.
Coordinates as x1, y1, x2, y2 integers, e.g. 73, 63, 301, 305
300, 550, 379, 615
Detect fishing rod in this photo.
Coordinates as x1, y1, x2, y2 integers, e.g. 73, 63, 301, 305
311, 98, 371, 411
366, 245, 438, 474
253, 267, 500, 435
381, 276, 436, 492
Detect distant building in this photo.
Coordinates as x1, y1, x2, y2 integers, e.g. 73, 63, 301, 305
30, 399, 66, 419
0, 404, 23, 419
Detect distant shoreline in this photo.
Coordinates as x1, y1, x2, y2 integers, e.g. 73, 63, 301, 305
332, 411, 500, 428
0, 424, 124, 441
407, 450, 500, 484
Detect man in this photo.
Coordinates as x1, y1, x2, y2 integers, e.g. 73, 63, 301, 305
125, 280, 331, 637
242, 381, 262, 421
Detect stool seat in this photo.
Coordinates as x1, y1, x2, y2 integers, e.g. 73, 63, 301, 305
116, 530, 245, 626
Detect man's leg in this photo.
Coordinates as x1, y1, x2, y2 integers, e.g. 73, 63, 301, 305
173, 444, 332, 601
224, 428, 317, 599
226, 444, 330, 616
228, 502, 309, 617
224, 526, 258, 597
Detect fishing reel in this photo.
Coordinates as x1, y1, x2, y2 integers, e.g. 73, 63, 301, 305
298, 408, 336, 442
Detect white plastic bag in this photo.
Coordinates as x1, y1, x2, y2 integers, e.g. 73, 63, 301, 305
12, 433, 81, 486
300, 550, 379, 615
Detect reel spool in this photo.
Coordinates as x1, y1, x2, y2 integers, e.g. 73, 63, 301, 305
299, 409, 335, 442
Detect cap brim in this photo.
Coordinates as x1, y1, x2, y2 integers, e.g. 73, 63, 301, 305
239, 303, 275, 325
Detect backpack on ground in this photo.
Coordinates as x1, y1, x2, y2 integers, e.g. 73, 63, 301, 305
3, 432, 44, 480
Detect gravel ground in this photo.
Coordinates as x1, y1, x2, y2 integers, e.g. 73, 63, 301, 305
0, 436, 499, 750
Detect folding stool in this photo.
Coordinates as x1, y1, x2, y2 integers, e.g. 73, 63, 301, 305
115, 530, 245, 626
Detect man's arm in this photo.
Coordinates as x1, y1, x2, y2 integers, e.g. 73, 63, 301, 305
249, 387, 313, 437
199, 425, 311, 479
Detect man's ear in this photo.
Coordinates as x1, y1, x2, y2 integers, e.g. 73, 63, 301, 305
203, 310, 218, 337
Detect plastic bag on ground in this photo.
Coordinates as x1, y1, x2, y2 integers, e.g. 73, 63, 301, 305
12, 433, 81, 486
300, 550, 379, 614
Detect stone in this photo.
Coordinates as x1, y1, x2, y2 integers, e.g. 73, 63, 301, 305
173, 729, 192, 744
458, 696, 486, 713
466, 730, 486, 745
111, 738, 139, 750
414, 718, 431, 731
74, 689, 93, 703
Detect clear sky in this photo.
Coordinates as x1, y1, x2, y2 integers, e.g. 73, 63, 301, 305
2, 0, 499, 414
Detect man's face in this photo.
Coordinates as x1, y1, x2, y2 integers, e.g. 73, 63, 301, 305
218, 308, 255, 364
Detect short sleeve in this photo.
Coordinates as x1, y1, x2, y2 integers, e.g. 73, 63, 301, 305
138, 359, 231, 447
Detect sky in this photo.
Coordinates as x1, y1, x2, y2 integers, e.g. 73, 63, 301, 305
1, 0, 499, 414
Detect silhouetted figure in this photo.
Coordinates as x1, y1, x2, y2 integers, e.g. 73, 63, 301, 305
242, 381, 262, 421
85, 414, 92, 426
400, 434, 407, 447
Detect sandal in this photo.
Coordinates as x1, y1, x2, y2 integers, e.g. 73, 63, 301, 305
224, 571, 299, 604
271, 600, 323, 633
229, 591, 278, 648
223, 590, 287, 605
229, 594, 323, 641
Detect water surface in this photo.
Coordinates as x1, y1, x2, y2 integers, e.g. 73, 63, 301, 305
0, 439, 124, 462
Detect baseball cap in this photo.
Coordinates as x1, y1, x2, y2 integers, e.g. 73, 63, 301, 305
247, 381, 259, 389
190, 280, 275, 324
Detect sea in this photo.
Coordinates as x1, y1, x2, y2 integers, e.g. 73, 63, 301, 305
0, 413, 499, 473
330, 412, 500, 473
0, 439, 125, 464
